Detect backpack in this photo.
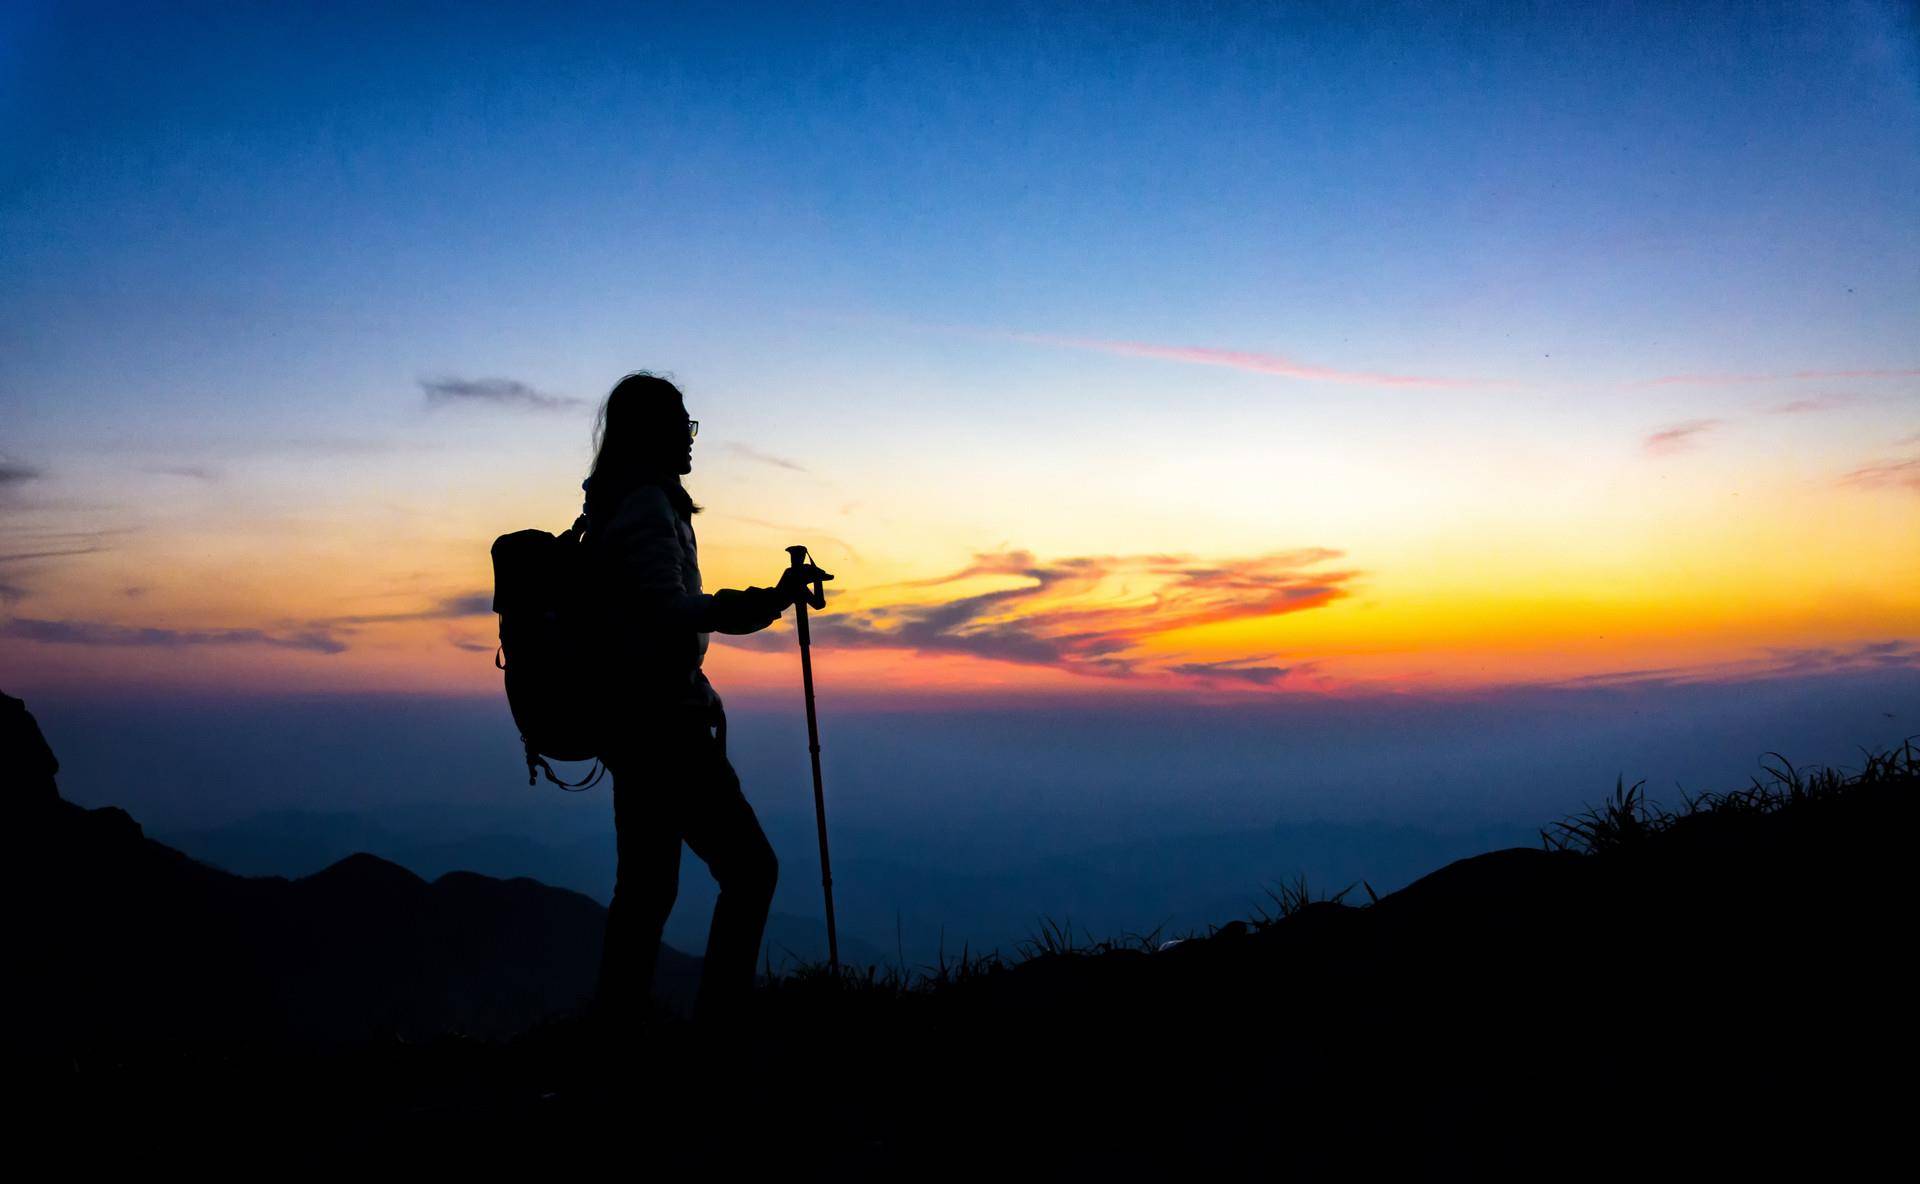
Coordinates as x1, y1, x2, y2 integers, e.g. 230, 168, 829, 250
490, 514, 611, 791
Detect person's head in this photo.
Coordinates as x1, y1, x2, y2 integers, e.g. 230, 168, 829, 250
585, 371, 701, 521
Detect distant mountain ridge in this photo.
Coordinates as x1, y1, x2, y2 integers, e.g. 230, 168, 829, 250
2, 691, 699, 1043
158, 804, 1525, 968
157, 806, 886, 971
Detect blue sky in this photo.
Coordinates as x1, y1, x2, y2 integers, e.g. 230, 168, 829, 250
8, 1, 1916, 435
3, 0, 1916, 707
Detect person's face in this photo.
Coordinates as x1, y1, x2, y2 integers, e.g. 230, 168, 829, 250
670, 408, 695, 474
637, 403, 696, 474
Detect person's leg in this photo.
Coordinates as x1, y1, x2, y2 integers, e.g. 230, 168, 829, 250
595, 747, 687, 1028
680, 728, 779, 1020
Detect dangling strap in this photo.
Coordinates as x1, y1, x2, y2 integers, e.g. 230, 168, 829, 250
523, 736, 607, 792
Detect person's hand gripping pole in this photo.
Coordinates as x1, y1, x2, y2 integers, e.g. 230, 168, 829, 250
785, 545, 839, 974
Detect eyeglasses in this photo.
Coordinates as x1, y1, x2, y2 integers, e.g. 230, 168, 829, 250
687, 420, 699, 440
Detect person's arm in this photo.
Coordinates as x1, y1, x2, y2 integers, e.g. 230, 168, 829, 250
598, 486, 800, 634
714, 565, 836, 633
708, 586, 787, 634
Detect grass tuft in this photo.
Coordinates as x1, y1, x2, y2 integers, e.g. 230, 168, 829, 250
763, 739, 1918, 1001
1249, 874, 1357, 929
1543, 737, 1918, 854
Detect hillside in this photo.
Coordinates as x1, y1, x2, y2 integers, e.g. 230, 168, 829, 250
4, 687, 1914, 1171
1, 691, 699, 1045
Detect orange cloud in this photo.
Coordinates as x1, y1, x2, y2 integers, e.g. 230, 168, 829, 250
719, 547, 1357, 686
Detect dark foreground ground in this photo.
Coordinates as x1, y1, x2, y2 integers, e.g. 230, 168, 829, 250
8, 737, 1916, 1173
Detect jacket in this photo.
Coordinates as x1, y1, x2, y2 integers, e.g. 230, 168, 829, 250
589, 481, 787, 713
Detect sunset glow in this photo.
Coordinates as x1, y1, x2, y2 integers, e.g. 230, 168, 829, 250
4, 1, 1916, 709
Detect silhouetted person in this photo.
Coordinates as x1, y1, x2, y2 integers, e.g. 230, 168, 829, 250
583, 372, 831, 1030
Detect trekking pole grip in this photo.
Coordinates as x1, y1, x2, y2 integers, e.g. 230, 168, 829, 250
785, 544, 826, 610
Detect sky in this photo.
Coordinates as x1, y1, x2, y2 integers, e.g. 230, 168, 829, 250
3, 2, 1918, 717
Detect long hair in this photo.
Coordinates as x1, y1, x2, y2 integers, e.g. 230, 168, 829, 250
583, 371, 701, 527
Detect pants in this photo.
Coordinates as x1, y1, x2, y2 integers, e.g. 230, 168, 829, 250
595, 708, 778, 1023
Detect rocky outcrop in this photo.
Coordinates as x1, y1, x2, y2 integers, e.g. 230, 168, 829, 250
1, 689, 59, 808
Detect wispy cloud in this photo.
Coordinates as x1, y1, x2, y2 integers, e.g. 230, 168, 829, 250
144, 464, 221, 482
1165, 657, 1312, 686
1635, 368, 1920, 388
420, 376, 583, 411
0, 544, 108, 564
434, 592, 494, 617
723, 547, 1356, 686
719, 442, 808, 472
117, 436, 426, 460
1, 618, 348, 654
322, 591, 493, 626
0, 527, 134, 560
0, 528, 128, 603
0, 461, 42, 506
1012, 333, 1488, 389
277, 436, 422, 456
0, 462, 41, 488
0, 588, 494, 656
1643, 418, 1723, 455
715, 514, 862, 562
1544, 639, 1920, 690
1766, 393, 1856, 415
1839, 455, 1920, 494
1760, 639, 1920, 675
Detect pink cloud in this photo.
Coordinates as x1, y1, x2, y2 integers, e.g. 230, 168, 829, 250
1013, 334, 1487, 388
1767, 393, 1857, 415
1840, 455, 1920, 494
1643, 419, 1724, 455
1636, 368, 1920, 388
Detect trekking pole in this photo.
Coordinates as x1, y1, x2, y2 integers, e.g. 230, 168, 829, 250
786, 544, 840, 975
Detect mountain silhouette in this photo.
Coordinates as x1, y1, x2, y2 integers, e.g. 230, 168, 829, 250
155, 801, 1524, 968
7, 683, 1914, 1173
158, 806, 888, 969
2, 690, 698, 1045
